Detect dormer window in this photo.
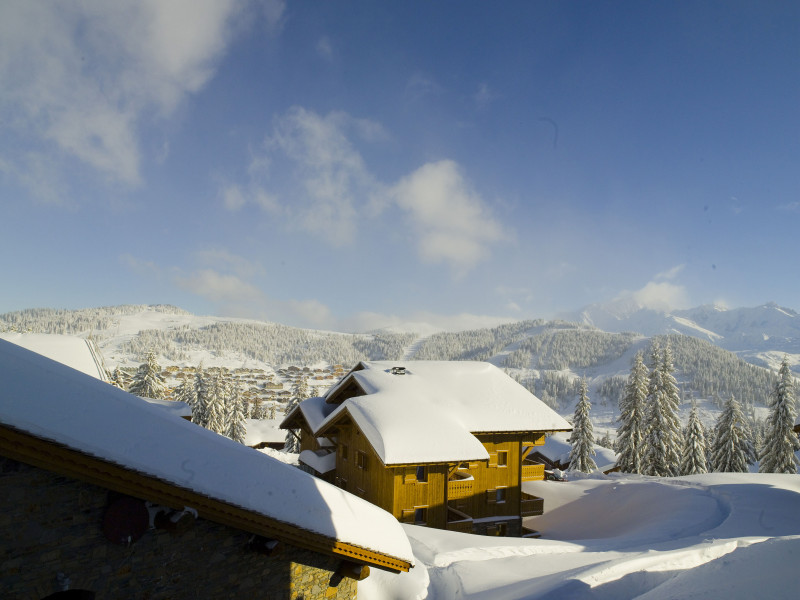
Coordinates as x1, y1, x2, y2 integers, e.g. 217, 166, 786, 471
415, 465, 428, 482
391, 366, 406, 375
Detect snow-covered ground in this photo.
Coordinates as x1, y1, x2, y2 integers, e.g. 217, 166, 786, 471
362, 472, 800, 599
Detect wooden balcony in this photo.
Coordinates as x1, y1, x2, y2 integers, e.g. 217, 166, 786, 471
521, 492, 544, 517
521, 462, 545, 482
447, 472, 474, 500
446, 507, 473, 534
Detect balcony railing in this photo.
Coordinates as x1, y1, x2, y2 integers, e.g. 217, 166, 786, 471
521, 462, 545, 481
446, 506, 473, 534
521, 492, 544, 517
447, 472, 474, 500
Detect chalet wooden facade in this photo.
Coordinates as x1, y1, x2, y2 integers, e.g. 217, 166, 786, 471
283, 361, 571, 537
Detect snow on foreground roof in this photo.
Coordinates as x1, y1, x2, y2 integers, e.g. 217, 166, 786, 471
321, 361, 571, 465
0, 332, 107, 380
362, 473, 800, 600
0, 340, 413, 565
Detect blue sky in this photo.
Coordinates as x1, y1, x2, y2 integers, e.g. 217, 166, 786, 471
1, 1, 798, 331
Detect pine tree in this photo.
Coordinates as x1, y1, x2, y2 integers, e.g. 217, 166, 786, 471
204, 371, 227, 435
680, 403, 708, 475
192, 367, 209, 427
110, 367, 129, 390
616, 352, 648, 474
568, 378, 597, 473
224, 383, 247, 444
711, 395, 749, 472
173, 375, 198, 412
128, 351, 167, 400
759, 356, 800, 473
283, 395, 302, 454
643, 343, 682, 476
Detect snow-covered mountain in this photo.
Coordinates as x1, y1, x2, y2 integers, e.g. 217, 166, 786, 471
561, 301, 800, 371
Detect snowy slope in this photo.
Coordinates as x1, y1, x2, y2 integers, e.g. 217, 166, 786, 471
362, 472, 800, 599
564, 301, 800, 366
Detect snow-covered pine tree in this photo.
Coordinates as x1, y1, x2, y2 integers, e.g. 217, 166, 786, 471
205, 371, 228, 435
283, 390, 303, 454
110, 367, 129, 390
192, 367, 209, 427
267, 403, 277, 420
128, 351, 167, 399
680, 402, 707, 475
224, 382, 247, 444
759, 356, 800, 473
643, 343, 682, 476
568, 378, 597, 473
173, 375, 198, 413
616, 352, 648, 474
710, 395, 750, 472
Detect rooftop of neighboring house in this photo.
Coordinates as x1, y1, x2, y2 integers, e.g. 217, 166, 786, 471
0, 339, 414, 571
0, 332, 108, 380
286, 361, 571, 466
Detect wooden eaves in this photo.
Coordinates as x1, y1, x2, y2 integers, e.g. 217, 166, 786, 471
0, 422, 412, 573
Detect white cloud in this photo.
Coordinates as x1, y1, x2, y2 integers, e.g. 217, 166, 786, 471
317, 36, 334, 61
388, 160, 507, 273
0, 0, 255, 192
631, 281, 690, 312
474, 83, 498, 110
654, 264, 685, 281
613, 266, 690, 312
234, 107, 381, 244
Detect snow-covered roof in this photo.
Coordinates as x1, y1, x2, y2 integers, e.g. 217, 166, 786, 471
318, 361, 571, 465
139, 396, 192, 418
243, 418, 285, 446
537, 432, 618, 472
0, 332, 107, 381
0, 339, 413, 567
299, 449, 337, 474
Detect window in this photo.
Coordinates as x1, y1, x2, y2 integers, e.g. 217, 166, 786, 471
414, 507, 428, 525
497, 451, 508, 467
340, 444, 348, 461
496, 488, 507, 504
356, 450, 368, 471
415, 465, 428, 482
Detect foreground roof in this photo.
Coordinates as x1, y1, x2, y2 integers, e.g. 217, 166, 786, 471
0, 340, 413, 571
317, 361, 571, 465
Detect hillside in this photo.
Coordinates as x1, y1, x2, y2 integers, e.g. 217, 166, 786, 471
1, 304, 793, 432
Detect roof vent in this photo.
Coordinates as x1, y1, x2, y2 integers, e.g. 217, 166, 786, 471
390, 366, 406, 375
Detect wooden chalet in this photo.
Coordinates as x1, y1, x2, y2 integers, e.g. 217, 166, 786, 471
282, 361, 572, 537
0, 340, 413, 599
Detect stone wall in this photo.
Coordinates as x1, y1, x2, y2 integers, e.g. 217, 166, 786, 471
0, 457, 358, 599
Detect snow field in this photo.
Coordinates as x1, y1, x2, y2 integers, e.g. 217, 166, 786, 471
362, 473, 800, 599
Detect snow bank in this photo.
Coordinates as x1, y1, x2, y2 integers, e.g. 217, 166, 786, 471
362, 473, 800, 599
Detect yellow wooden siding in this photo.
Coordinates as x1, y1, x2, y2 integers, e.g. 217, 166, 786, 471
521, 463, 545, 481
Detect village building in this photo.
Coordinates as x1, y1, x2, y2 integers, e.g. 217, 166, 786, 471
282, 361, 571, 537
0, 340, 413, 599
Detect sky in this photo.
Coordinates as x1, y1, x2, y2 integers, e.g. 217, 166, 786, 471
1, 1, 798, 332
